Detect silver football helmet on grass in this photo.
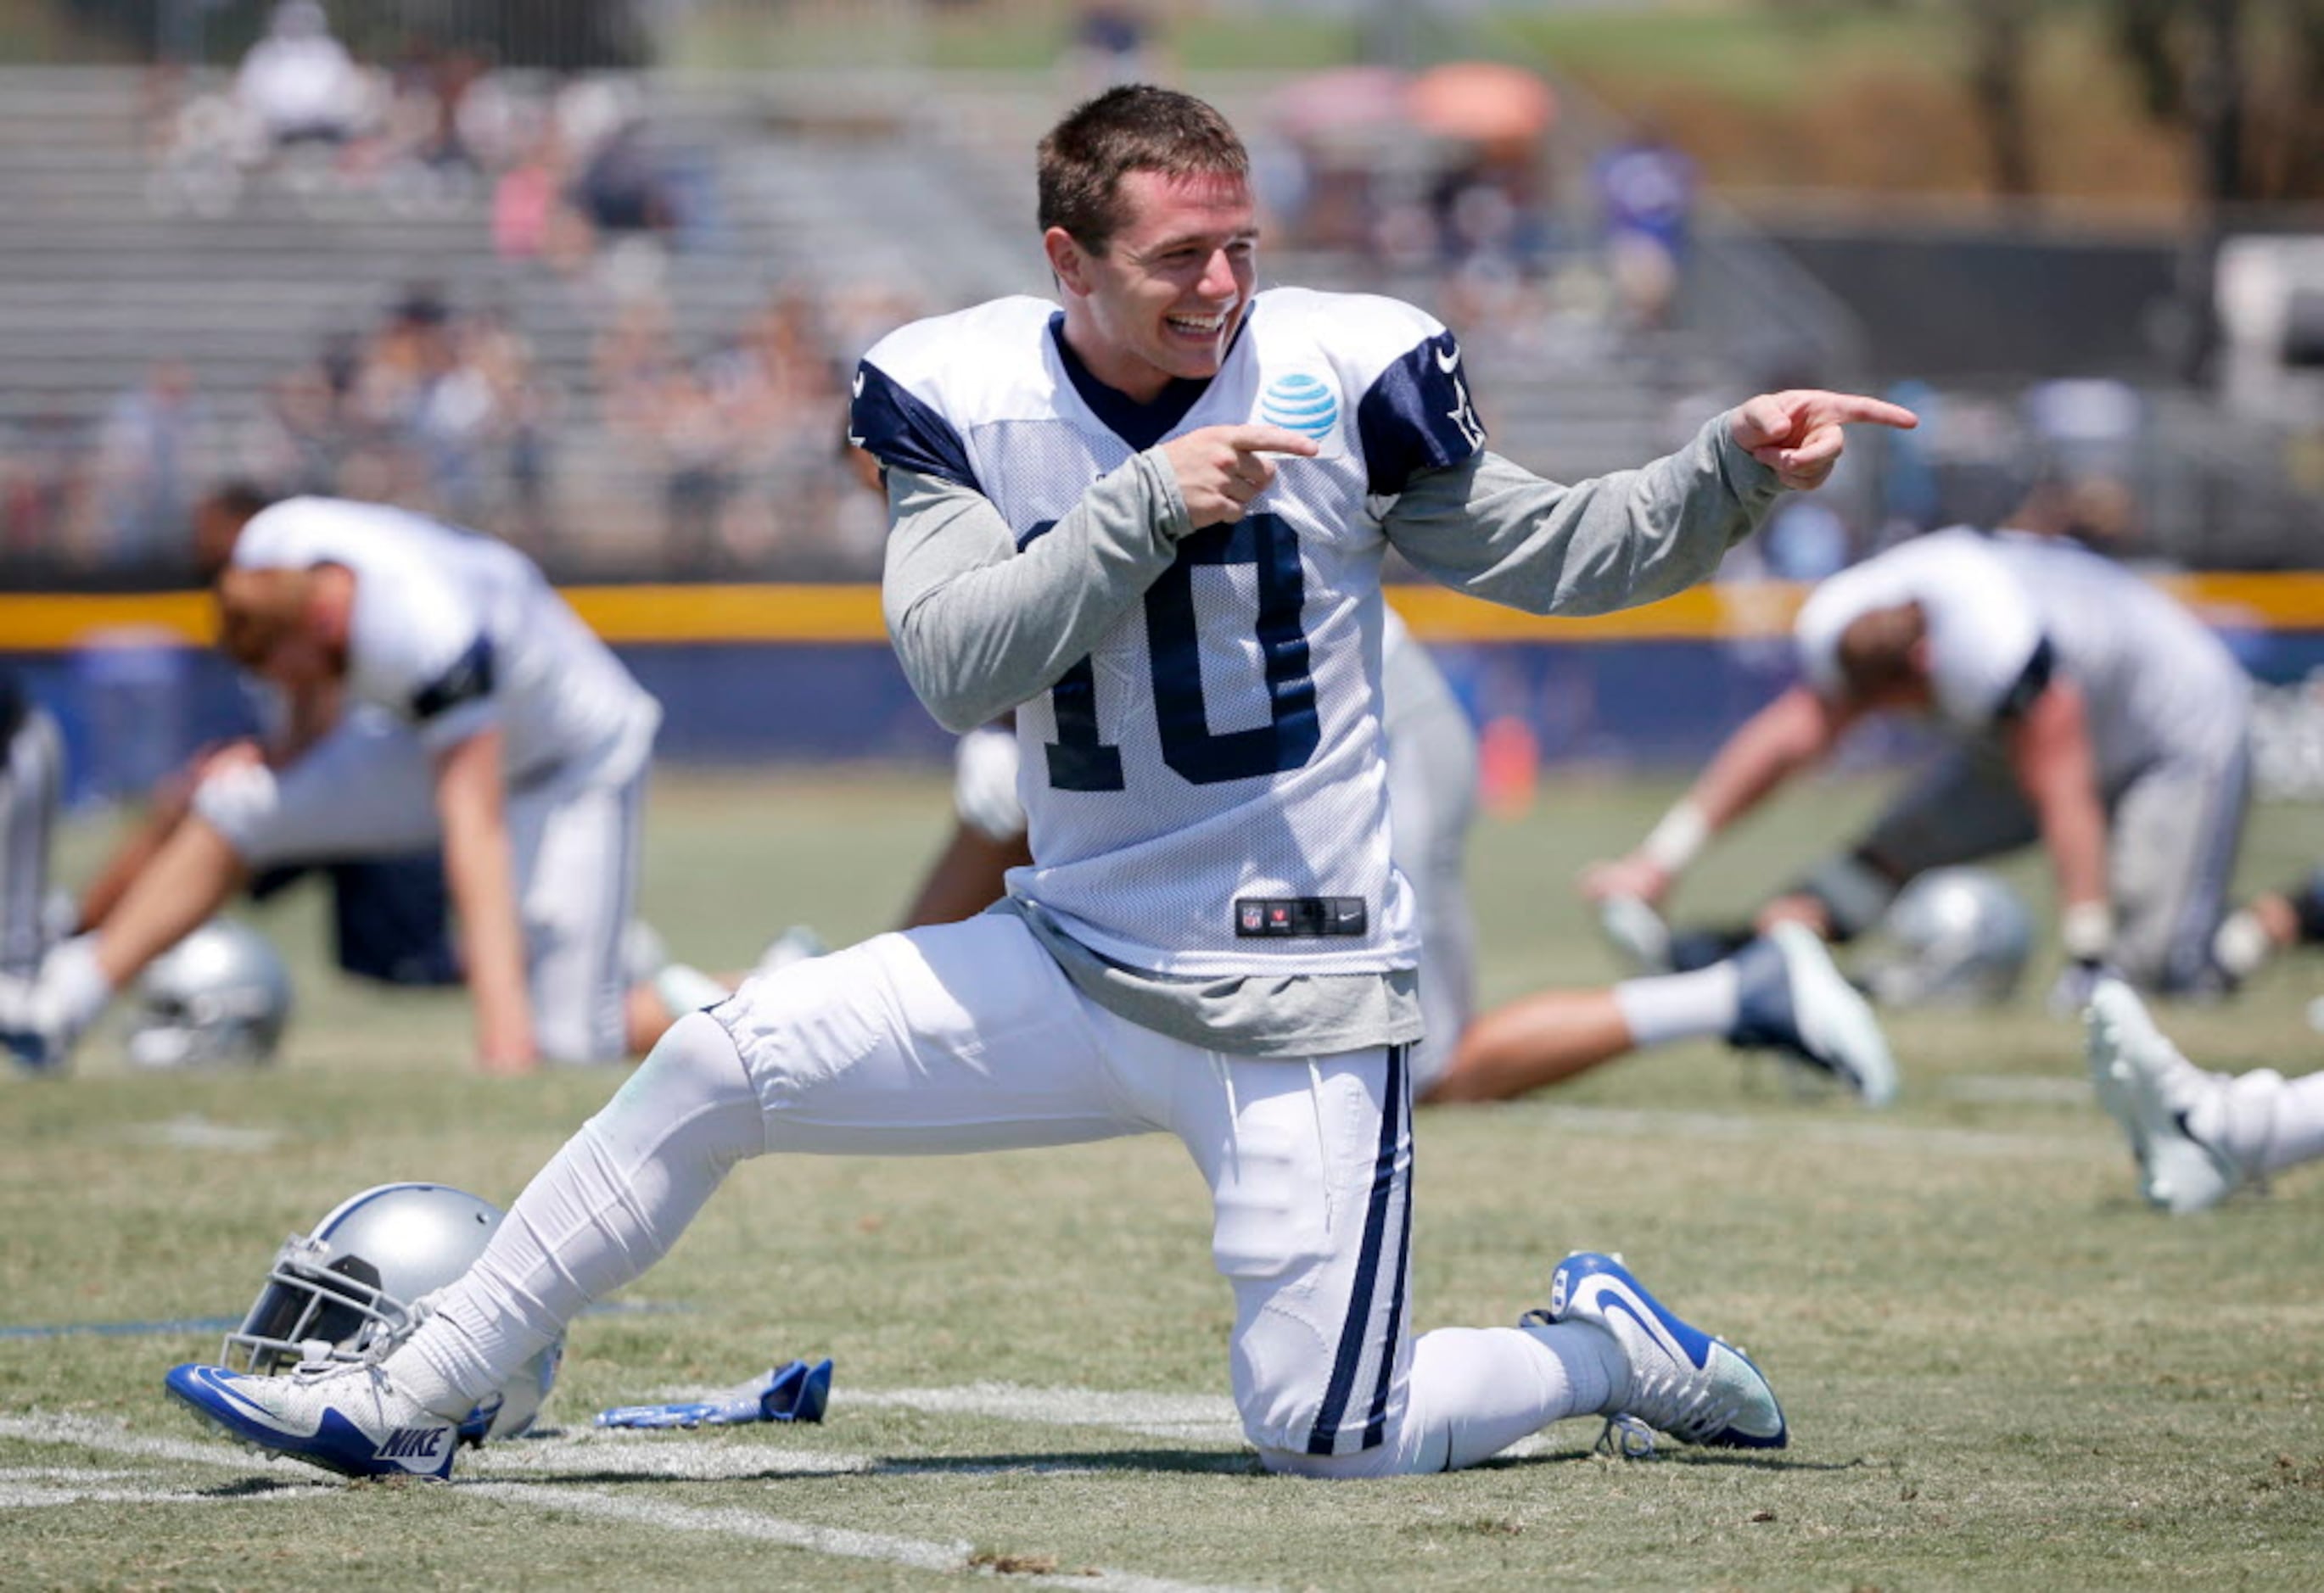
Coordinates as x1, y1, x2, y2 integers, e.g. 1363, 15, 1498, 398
223, 1182, 562, 1443
125, 919, 292, 1069
1866, 868, 2035, 1007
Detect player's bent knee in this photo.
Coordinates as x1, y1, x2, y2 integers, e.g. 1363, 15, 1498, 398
587, 1010, 762, 1167
188, 761, 281, 864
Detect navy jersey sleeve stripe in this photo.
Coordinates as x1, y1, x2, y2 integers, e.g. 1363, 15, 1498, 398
410, 634, 495, 721
851, 361, 980, 492
1992, 635, 2056, 722
1354, 331, 1487, 496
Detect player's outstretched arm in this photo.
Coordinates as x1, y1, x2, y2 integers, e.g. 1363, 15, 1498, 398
434, 727, 535, 1073
2004, 678, 2113, 968
882, 426, 1316, 733
1582, 685, 1855, 907
1385, 393, 1915, 620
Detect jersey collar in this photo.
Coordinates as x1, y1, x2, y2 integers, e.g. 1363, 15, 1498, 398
1047, 306, 1254, 453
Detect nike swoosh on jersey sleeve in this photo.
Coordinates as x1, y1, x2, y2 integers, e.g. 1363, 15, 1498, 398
1354, 330, 1487, 495
851, 360, 981, 492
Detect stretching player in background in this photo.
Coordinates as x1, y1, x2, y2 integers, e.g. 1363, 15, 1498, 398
59, 490, 462, 1000
2, 488, 686, 1075
2088, 977, 2324, 1214
166, 85, 1914, 1481
1, 669, 63, 988
2213, 869, 2324, 986
915, 616, 1895, 1106
1586, 518, 2251, 1013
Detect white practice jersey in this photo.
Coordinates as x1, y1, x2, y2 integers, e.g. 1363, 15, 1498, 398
856, 290, 1486, 978
232, 497, 661, 785
1796, 527, 2248, 786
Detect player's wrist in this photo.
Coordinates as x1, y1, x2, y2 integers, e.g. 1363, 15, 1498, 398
2059, 900, 2114, 964
1638, 799, 1708, 875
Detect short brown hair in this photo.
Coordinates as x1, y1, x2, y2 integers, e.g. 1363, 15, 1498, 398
1835, 602, 1929, 699
215, 565, 314, 670
1037, 85, 1249, 254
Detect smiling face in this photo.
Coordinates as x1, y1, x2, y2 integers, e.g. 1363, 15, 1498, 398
1047, 167, 1257, 403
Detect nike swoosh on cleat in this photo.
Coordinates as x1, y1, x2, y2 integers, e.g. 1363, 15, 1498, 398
173, 1367, 326, 1441
1599, 1293, 1706, 1371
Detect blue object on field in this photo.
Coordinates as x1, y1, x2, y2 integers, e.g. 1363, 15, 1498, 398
594, 1355, 832, 1429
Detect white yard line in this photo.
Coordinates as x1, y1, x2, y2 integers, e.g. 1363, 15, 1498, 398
832, 1383, 1245, 1446
0, 1406, 1270, 1593
0, 1411, 322, 1474
1537, 1104, 2098, 1159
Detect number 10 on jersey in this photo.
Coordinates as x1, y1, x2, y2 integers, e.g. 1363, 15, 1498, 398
1045, 512, 1320, 791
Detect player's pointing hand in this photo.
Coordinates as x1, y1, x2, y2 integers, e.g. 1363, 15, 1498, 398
1162, 423, 1322, 528
1731, 390, 1918, 493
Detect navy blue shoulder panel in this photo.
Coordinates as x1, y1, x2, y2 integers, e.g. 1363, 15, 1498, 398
1353, 330, 1487, 496
851, 361, 980, 492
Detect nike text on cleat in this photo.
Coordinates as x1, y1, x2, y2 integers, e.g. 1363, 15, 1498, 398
2085, 978, 2244, 1215
1533, 1250, 1786, 1450
164, 1361, 458, 1480
1727, 922, 1900, 1108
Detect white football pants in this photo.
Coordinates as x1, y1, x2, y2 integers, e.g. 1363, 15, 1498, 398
192, 707, 647, 1063
2, 706, 62, 979
390, 915, 1625, 1474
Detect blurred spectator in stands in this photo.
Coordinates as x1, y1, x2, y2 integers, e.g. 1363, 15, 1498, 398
1593, 120, 1695, 331
0, 410, 86, 564
495, 126, 585, 267
1430, 146, 1550, 277
1759, 498, 1851, 582
91, 360, 209, 572
654, 362, 735, 572
236, 2, 365, 155
574, 116, 676, 242
234, 363, 344, 499
1061, 3, 1165, 96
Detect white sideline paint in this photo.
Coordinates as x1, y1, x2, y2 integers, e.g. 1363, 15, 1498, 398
819, 1383, 1244, 1446
468, 1431, 875, 1481
0, 1409, 1271, 1592
0, 1411, 326, 1474
1538, 1104, 2096, 1160
116, 1115, 284, 1153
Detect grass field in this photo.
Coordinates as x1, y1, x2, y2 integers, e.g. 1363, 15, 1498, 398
5, 765, 2323, 1590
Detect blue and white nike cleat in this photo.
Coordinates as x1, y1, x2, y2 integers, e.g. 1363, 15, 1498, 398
1534, 1250, 1787, 1450
165, 1361, 459, 1480
2086, 978, 2248, 1215
1727, 922, 1899, 1108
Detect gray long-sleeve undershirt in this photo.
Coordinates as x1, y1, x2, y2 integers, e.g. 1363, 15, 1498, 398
882, 411, 1785, 1058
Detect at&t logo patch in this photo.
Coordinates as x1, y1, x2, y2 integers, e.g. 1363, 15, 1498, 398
1258, 373, 1338, 440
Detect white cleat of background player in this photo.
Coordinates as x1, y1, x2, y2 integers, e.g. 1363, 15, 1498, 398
2085, 978, 2324, 1214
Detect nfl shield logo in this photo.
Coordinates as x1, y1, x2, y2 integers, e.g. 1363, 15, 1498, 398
1240, 903, 1264, 932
